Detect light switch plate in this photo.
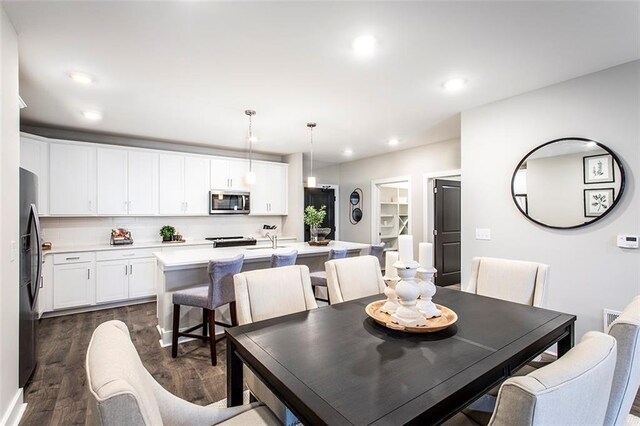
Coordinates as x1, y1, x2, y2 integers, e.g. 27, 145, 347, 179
475, 228, 491, 240
617, 235, 639, 249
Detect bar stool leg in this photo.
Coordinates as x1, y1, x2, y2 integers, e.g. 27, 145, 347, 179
202, 308, 208, 342
172, 304, 180, 358
208, 309, 217, 366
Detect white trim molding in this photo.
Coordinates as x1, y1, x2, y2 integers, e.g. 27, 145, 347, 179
0, 389, 26, 426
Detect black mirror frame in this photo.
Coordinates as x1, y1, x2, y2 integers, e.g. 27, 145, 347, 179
511, 137, 626, 230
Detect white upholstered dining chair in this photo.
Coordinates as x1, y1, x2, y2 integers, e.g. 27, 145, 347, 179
85, 320, 279, 426
234, 265, 318, 425
464, 257, 549, 307
325, 255, 386, 304
604, 295, 640, 426
448, 331, 618, 426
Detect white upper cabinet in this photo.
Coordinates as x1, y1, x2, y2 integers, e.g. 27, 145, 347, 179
49, 143, 96, 215
184, 156, 210, 215
20, 136, 49, 215
250, 161, 288, 215
24, 133, 288, 217
97, 148, 159, 215
159, 154, 185, 215
128, 151, 159, 215
227, 159, 250, 191
159, 154, 210, 215
97, 148, 128, 215
210, 157, 250, 191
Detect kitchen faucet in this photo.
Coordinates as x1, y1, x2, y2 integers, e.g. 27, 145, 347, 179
265, 232, 278, 249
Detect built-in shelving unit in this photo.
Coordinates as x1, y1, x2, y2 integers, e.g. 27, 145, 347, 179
376, 183, 410, 250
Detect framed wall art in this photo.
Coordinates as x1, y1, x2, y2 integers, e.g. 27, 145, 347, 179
583, 154, 614, 184
584, 188, 614, 217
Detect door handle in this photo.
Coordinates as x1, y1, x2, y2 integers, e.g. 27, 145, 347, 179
66, 256, 80, 261
125, 264, 128, 275
230, 178, 233, 187
88, 269, 91, 280
130, 264, 133, 274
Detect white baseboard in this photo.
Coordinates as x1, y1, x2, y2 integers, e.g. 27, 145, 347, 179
0, 388, 26, 426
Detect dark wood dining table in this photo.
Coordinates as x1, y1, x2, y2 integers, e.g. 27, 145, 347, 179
226, 287, 576, 425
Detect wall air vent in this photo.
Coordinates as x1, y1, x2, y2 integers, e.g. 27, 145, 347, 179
603, 308, 622, 331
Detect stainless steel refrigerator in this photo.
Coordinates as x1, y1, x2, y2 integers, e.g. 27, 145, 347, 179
19, 168, 42, 388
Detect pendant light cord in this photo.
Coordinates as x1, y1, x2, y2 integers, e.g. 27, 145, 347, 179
310, 125, 314, 178
248, 113, 253, 172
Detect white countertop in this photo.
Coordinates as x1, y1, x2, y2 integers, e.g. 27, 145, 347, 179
43, 236, 296, 256
155, 241, 369, 270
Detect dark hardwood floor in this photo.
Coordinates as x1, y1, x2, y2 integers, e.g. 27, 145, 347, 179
20, 300, 640, 425
20, 302, 230, 426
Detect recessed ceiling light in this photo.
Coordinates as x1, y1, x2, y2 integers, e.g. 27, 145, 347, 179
69, 72, 94, 85
443, 78, 467, 91
343, 149, 353, 156
352, 34, 377, 57
81, 110, 102, 121
388, 138, 399, 146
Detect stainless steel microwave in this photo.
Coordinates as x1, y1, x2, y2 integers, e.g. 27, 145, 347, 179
209, 191, 250, 215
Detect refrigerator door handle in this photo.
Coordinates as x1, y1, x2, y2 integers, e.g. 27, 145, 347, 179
28, 203, 42, 308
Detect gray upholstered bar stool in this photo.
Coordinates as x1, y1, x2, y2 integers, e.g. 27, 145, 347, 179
270, 250, 298, 268
309, 248, 347, 304
362, 242, 385, 271
171, 254, 244, 366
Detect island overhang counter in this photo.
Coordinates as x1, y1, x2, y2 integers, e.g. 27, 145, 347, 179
154, 241, 370, 346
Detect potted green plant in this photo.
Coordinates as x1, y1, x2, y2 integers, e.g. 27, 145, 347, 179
160, 225, 176, 242
303, 205, 327, 242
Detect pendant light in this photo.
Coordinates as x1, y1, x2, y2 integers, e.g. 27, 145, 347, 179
307, 122, 317, 188
245, 109, 257, 185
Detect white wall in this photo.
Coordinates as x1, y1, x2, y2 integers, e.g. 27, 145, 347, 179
41, 215, 284, 247
461, 61, 640, 339
0, 6, 23, 425
315, 138, 461, 248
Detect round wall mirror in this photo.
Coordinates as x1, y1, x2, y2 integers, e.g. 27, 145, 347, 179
511, 137, 625, 229
350, 191, 361, 205
352, 207, 363, 223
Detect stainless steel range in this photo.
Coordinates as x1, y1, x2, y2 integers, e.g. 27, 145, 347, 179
206, 236, 257, 248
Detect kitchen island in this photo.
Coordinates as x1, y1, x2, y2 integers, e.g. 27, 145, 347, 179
154, 240, 370, 346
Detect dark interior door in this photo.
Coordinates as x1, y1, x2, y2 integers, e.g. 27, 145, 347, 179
304, 187, 336, 241
434, 179, 461, 286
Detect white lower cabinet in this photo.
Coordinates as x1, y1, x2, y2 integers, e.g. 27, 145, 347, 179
128, 258, 157, 298
96, 257, 156, 303
53, 261, 95, 310
49, 249, 158, 313
96, 260, 130, 303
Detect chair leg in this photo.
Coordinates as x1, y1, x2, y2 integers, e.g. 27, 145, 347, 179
230, 302, 238, 326
172, 304, 180, 358
208, 309, 217, 366
202, 308, 208, 342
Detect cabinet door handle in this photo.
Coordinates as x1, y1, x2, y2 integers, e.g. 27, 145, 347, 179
87, 269, 91, 280
130, 265, 133, 274
123, 253, 135, 257
66, 256, 80, 261
125, 264, 128, 275
88, 200, 92, 211
184, 201, 188, 212
124, 201, 128, 212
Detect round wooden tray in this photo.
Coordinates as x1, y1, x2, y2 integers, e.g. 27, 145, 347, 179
308, 240, 331, 246
365, 300, 458, 333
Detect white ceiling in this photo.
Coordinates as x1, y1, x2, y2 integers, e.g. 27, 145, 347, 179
4, 1, 639, 163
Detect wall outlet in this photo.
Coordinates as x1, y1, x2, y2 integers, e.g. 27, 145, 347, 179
475, 228, 491, 240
